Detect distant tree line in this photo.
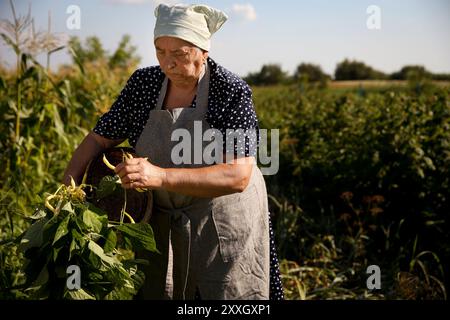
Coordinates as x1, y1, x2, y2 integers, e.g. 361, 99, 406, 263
244, 59, 450, 86
68, 35, 141, 69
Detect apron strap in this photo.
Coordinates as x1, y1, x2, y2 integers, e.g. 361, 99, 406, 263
155, 205, 192, 299
155, 77, 168, 111
170, 209, 191, 300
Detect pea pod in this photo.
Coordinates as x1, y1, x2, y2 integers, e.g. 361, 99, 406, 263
103, 154, 116, 170
123, 211, 136, 224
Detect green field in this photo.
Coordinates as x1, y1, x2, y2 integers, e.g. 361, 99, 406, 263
1, 28, 449, 299
252, 82, 449, 299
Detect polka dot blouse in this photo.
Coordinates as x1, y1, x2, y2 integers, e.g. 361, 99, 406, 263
93, 57, 259, 157
93, 57, 284, 300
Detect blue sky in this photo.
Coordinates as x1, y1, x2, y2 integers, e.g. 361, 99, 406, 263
1, 0, 449, 77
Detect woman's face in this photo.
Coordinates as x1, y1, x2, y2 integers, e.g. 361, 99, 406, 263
155, 37, 208, 86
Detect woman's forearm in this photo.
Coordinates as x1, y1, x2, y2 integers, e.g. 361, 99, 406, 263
62, 131, 123, 185
161, 159, 254, 198
116, 155, 256, 198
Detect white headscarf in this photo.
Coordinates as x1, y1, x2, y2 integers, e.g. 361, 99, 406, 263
154, 3, 228, 51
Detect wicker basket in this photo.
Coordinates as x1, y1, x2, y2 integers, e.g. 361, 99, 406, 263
84, 147, 152, 223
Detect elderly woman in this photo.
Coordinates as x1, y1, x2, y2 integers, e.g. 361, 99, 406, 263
63, 4, 283, 300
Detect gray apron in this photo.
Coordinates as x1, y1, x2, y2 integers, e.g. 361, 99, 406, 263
135, 63, 270, 300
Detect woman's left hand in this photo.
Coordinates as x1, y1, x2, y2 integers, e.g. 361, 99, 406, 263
114, 157, 166, 190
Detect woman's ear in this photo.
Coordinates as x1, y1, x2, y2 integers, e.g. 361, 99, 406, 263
202, 50, 209, 63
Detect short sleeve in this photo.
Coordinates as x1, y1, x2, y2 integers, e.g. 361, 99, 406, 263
222, 83, 259, 157
92, 70, 139, 140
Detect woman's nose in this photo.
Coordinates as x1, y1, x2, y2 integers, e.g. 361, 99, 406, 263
164, 56, 176, 70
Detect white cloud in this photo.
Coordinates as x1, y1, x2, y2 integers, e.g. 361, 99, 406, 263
231, 3, 257, 21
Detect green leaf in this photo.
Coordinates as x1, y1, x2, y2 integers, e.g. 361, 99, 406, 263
87, 202, 109, 217
42, 215, 61, 244
19, 218, 48, 252
53, 246, 63, 262
115, 223, 159, 253
65, 288, 96, 300
43, 103, 69, 146
70, 229, 86, 261
121, 261, 147, 293
74, 216, 88, 233
96, 175, 120, 199
130, 269, 146, 290
83, 209, 103, 234
132, 268, 148, 288
0, 33, 20, 55
29, 209, 47, 220
61, 201, 75, 214
123, 236, 133, 251
69, 237, 79, 261
125, 258, 150, 266
88, 272, 103, 282
104, 287, 134, 300
88, 240, 118, 266
49, 45, 66, 54
104, 229, 117, 254
31, 264, 49, 289
67, 45, 85, 75
18, 65, 38, 84
71, 228, 85, 244
53, 214, 71, 245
